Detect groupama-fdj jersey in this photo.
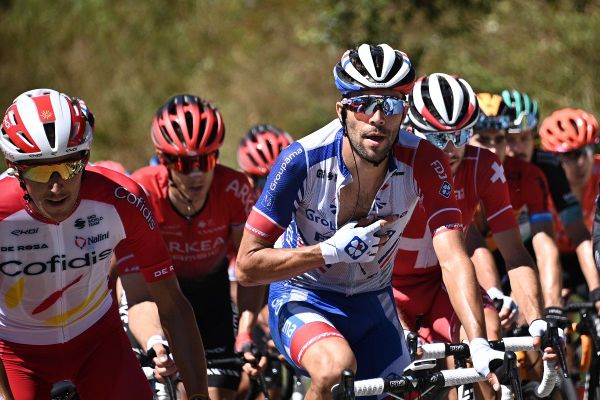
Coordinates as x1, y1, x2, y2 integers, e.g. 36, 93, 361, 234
131, 164, 254, 391
0, 165, 173, 345
246, 120, 463, 296
247, 119, 463, 380
392, 145, 513, 342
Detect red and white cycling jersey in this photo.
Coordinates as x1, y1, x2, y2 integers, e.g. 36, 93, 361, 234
393, 145, 517, 286
0, 165, 173, 345
131, 164, 255, 280
554, 155, 600, 252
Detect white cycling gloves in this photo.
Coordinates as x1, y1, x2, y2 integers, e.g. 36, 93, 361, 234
319, 219, 383, 264
487, 287, 519, 320
528, 319, 565, 341
469, 338, 505, 378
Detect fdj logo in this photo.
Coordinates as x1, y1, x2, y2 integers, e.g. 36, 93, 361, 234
344, 236, 368, 260
439, 181, 452, 198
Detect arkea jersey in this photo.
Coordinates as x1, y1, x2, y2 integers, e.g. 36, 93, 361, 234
393, 145, 517, 286
131, 164, 254, 280
0, 166, 173, 345
554, 155, 600, 252
245, 119, 463, 295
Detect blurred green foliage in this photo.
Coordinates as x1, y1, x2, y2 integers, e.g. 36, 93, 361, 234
0, 0, 598, 170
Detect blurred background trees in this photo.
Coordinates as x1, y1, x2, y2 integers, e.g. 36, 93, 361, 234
0, 0, 598, 169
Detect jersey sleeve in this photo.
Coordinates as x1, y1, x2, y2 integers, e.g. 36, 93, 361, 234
111, 177, 174, 283
413, 142, 463, 236
225, 173, 256, 227
476, 150, 518, 233
523, 164, 554, 224
244, 142, 307, 243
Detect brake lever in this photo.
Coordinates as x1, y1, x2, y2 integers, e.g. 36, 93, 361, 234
542, 320, 568, 378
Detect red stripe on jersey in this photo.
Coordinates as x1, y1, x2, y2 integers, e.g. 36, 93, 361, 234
245, 210, 285, 243
290, 322, 343, 365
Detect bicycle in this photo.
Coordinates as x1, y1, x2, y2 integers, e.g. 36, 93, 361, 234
564, 302, 600, 400
330, 350, 547, 400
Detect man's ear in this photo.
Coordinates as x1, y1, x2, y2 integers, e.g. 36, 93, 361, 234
335, 101, 345, 122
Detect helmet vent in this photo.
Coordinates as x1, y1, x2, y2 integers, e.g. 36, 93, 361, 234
15, 131, 33, 150
43, 123, 56, 148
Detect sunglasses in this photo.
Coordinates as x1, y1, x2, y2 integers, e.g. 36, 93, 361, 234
160, 152, 218, 174
253, 175, 268, 190
341, 95, 407, 116
16, 159, 87, 183
559, 146, 592, 161
475, 115, 511, 131
423, 129, 472, 150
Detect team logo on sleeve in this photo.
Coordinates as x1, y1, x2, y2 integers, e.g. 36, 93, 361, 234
439, 181, 452, 198
344, 236, 368, 260
490, 162, 506, 183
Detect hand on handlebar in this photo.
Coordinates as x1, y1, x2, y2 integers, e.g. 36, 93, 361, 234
469, 338, 505, 391
148, 343, 178, 382
235, 332, 267, 378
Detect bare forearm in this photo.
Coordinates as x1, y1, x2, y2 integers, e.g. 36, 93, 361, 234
470, 247, 502, 290
237, 243, 325, 285
576, 239, 600, 290
161, 298, 208, 396
237, 284, 266, 333
441, 257, 487, 340
506, 265, 543, 322
128, 301, 165, 350
532, 233, 562, 307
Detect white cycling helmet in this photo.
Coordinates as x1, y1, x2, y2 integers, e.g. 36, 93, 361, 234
333, 43, 416, 96
0, 88, 94, 163
408, 73, 479, 132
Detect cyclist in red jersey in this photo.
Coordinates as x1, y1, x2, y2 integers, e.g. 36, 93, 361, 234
128, 95, 265, 400
538, 108, 600, 311
394, 75, 549, 383
0, 89, 208, 400
468, 93, 564, 313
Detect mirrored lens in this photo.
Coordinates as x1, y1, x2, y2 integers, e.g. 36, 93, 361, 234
475, 115, 511, 131
424, 129, 472, 149
162, 152, 218, 174
559, 146, 592, 161
343, 96, 407, 116
20, 161, 86, 183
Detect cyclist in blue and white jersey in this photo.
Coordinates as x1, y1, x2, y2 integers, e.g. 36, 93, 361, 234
236, 44, 505, 400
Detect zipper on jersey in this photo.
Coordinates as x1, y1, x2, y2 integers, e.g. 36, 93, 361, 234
53, 223, 67, 343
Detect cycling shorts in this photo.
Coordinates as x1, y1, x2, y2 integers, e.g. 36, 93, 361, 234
0, 304, 152, 400
179, 260, 240, 391
393, 275, 495, 343
268, 282, 410, 386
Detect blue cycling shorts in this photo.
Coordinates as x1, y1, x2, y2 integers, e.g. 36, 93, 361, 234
268, 281, 410, 384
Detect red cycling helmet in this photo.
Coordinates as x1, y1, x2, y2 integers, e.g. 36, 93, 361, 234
0, 88, 94, 163
151, 95, 224, 156
539, 108, 599, 153
237, 124, 293, 176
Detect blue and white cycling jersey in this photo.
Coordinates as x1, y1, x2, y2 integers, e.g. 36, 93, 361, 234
245, 119, 463, 295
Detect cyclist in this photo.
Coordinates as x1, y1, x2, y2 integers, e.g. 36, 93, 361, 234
468, 93, 564, 312
128, 94, 266, 400
93, 159, 129, 175
393, 74, 546, 348
235, 124, 295, 400
538, 108, 600, 310
0, 89, 208, 400
236, 44, 505, 400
